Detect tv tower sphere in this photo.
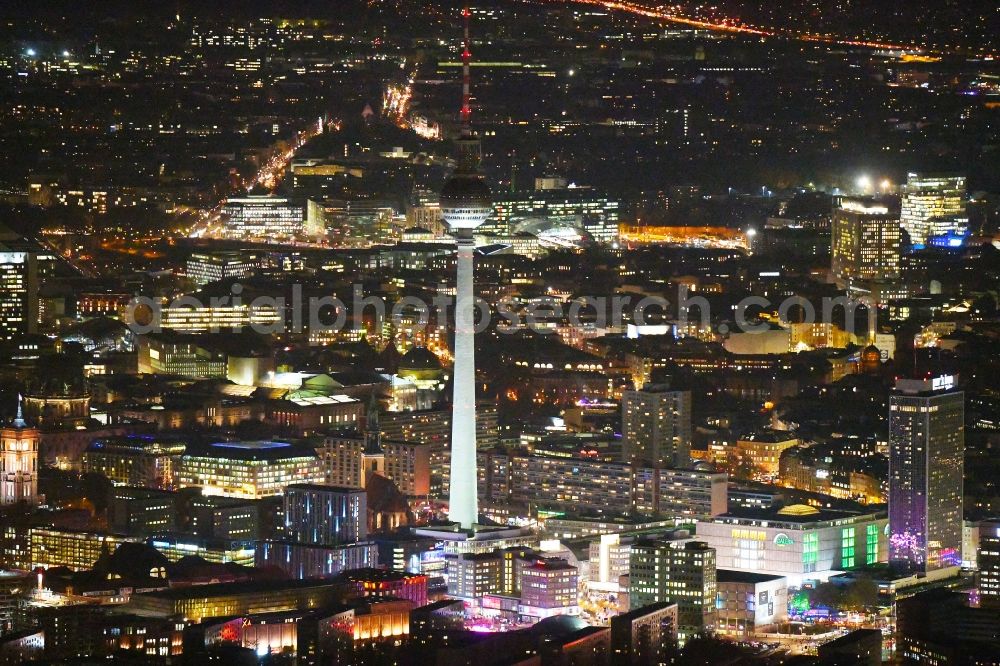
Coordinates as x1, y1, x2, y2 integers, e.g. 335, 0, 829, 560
440, 170, 492, 231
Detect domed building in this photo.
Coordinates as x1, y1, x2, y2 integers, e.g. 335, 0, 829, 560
396, 347, 446, 411
860, 344, 883, 375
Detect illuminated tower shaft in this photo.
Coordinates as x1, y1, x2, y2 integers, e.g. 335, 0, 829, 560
448, 231, 478, 528
441, 3, 491, 529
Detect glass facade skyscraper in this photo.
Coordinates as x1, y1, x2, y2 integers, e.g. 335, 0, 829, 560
831, 198, 901, 283
888, 376, 964, 573
900, 173, 966, 248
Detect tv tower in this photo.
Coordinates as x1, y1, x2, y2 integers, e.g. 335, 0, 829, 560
441, 3, 491, 529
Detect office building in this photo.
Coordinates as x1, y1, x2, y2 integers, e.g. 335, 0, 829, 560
283, 483, 367, 545
519, 558, 580, 621
185, 251, 261, 285
1, 400, 39, 505
900, 173, 966, 247
0, 628, 44, 663
317, 433, 366, 488
108, 487, 176, 535
610, 602, 678, 666
484, 186, 620, 244
817, 628, 882, 666
621, 385, 691, 468
629, 538, 717, 642
479, 449, 726, 519
155, 302, 283, 333
0, 251, 39, 340
255, 540, 378, 579
221, 195, 308, 239
589, 533, 635, 592
186, 493, 268, 540
382, 440, 431, 497
831, 198, 901, 282
889, 375, 964, 573
127, 579, 342, 623
897, 589, 1000, 665
447, 551, 504, 600
715, 570, 788, 637
29, 527, 138, 570
81, 437, 186, 489
177, 441, 325, 499
0, 570, 32, 635
735, 430, 800, 480
977, 519, 1000, 608
147, 535, 255, 566
694, 504, 887, 586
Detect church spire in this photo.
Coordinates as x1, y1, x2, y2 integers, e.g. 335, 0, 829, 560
13, 394, 26, 429
364, 394, 382, 454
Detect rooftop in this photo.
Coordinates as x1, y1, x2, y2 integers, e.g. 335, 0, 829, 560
285, 483, 365, 494
183, 441, 316, 462
717, 569, 787, 584
131, 577, 337, 601
711, 503, 884, 525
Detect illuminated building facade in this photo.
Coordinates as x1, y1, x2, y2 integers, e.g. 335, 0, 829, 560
483, 186, 620, 244
889, 376, 964, 573
29, 527, 138, 570
978, 520, 1000, 608
447, 551, 504, 600
341, 568, 428, 607
519, 558, 580, 621
900, 173, 966, 247
137, 334, 228, 378
177, 441, 325, 499
222, 195, 307, 240
714, 570, 787, 637
831, 198, 900, 282
317, 433, 365, 488
439, 1, 493, 530
81, 437, 186, 489
621, 385, 691, 468
694, 504, 888, 586
22, 388, 90, 429
379, 405, 499, 497
610, 602, 678, 666
1, 402, 39, 505
265, 395, 363, 435
185, 251, 261, 286
126, 579, 343, 623
0, 251, 40, 340
735, 430, 800, 480
382, 440, 431, 497
155, 303, 283, 333
146, 535, 255, 566
283, 484, 367, 545
479, 450, 727, 519
255, 540, 378, 579
0, 570, 32, 634
109, 487, 176, 535
629, 538, 717, 642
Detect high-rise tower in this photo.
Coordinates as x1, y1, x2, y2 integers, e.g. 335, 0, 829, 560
888, 375, 964, 573
442, 4, 491, 529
